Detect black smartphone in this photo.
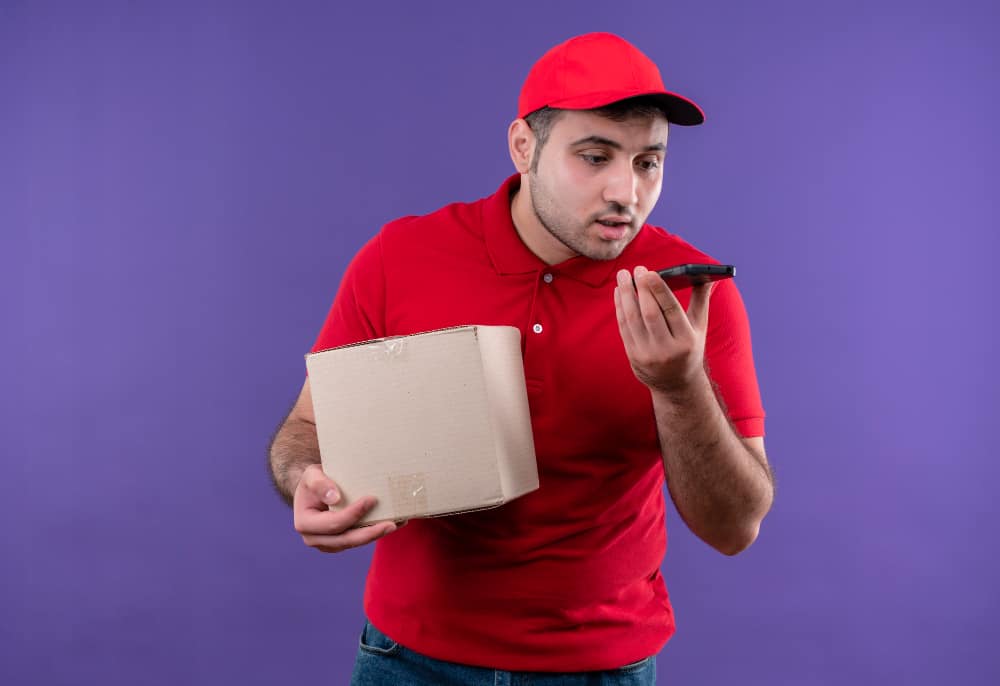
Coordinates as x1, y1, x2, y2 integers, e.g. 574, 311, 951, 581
656, 263, 735, 290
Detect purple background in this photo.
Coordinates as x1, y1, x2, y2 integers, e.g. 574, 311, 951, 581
3, 1, 998, 683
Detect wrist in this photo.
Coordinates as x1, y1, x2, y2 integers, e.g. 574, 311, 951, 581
649, 367, 712, 406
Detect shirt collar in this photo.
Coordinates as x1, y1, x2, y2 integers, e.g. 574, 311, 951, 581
482, 174, 625, 288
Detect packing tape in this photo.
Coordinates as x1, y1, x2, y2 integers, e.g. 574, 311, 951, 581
370, 337, 405, 360
388, 473, 428, 517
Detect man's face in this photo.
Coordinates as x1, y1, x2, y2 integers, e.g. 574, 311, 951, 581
528, 109, 668, 262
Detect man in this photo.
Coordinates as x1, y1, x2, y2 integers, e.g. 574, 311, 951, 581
268, 32, 774, 685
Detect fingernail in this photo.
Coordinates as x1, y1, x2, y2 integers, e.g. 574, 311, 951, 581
617, 270, 630, 285
323, 489, 340, 505
635, 265, 648, 276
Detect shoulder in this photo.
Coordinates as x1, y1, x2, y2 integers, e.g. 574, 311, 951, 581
625, 223, 721, 267
376, 176, 515, 249
379, 193, 491, 246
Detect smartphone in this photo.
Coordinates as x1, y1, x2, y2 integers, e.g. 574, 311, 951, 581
656, 263, 735, 290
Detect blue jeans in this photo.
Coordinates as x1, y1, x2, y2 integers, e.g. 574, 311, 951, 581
350, 620, 657, 685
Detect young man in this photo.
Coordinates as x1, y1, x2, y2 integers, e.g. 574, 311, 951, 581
269, 32, 774, 685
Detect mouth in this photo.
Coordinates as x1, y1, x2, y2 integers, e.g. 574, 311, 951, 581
595, 217, 632, 240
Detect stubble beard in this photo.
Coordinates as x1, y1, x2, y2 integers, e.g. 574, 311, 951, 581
528, 173, 635, 262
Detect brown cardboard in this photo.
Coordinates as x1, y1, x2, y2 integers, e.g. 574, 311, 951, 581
305, 325, 539, 526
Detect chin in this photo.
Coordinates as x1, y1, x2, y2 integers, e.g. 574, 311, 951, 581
582, 243, 627, 262
591, 235, 634, 261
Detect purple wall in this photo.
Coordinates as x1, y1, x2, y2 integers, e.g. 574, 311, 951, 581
3, 1, 998, 683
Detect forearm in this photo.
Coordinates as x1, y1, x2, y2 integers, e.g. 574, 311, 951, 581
653, 370, 773, 555
268, 417, 321, 507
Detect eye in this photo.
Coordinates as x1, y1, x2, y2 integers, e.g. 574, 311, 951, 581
580, 153, 608, 166
637, 157, 661, 172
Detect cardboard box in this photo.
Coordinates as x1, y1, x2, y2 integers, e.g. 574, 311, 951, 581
305, 325, 539, 526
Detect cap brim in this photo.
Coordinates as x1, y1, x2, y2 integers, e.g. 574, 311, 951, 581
644, 91, 705, 126
540, 90, 705, 126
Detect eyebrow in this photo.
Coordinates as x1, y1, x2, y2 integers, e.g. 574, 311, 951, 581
568, 135, 666, 153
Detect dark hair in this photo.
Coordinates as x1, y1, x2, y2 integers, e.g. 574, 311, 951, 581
523, 96, 667, 171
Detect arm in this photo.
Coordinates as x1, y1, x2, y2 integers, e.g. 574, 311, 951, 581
614, 266, 774, 556
268, 378, 398, 552
651, 379, 773, 555
268, 377, 323, 506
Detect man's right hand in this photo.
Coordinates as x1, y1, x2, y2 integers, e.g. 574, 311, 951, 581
293, 464, 399, 553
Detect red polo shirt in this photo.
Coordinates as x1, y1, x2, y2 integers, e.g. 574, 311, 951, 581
311, 175, 765, 671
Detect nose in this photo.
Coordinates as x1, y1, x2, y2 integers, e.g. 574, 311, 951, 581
602, 161, 639, 209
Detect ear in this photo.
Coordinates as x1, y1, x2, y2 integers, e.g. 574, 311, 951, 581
508, 118, 535, 174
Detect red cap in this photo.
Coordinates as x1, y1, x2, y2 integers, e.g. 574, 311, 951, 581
517, 32, 704, 125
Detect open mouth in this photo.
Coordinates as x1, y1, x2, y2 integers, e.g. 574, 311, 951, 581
595, 220, 629, 239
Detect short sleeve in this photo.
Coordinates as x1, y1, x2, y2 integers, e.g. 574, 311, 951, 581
703, 278, 766, 437
310, 232, 387, 353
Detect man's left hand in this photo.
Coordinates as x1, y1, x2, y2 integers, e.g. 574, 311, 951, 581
613, 265, 713, 394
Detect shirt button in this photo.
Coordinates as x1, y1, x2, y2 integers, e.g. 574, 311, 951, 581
532, 323, 543, 334
543, 273, 554, 284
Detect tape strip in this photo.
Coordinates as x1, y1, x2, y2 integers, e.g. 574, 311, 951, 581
389, 473, 428, 518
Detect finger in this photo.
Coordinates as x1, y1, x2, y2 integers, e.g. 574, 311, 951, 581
300, 463, 341, 506
640, 267, 689, 339
614, 285, 639, 353
615, 268, 648, 341
306, 521, 398, 553
295, 495, 378, 536
633, 266, 673, 339
686, 280, 714, 332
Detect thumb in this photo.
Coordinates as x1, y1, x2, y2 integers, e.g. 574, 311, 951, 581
686, 280, 714, 331
301, 463, 342, 506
